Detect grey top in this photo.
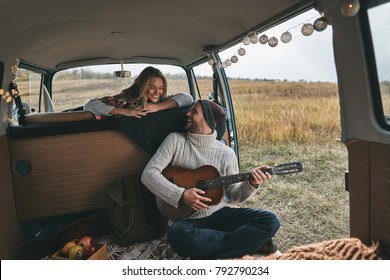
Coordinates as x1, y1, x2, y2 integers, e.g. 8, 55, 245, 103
84, 93, 193, 116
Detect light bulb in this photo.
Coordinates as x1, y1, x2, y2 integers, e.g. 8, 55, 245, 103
314, 17, 328, 31
243, 36, 251, 45
281, 31, 292, 43
238, 48, 246, 56
208, 58, 214, 65
225, 59, 232, 66
214, 63, 222, 70
301, 23, 314, 36
341, 0, 360, 17
250, 34, 258, 44
231, 55, 238, 63
259, 35, 268, 44
268, 37, 278, 47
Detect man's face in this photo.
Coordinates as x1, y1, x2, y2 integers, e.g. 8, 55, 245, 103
185, 102, 206, 133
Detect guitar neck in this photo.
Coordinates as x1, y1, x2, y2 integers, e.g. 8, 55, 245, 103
198, 167, 272, 191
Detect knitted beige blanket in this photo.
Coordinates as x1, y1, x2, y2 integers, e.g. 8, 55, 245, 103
240, 238, 381, 260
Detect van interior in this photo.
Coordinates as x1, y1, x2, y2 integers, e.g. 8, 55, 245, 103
0, 0, 389, 260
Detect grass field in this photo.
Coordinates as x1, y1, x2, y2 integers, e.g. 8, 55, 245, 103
226, 80, 349, 252
16, 78, 349, 252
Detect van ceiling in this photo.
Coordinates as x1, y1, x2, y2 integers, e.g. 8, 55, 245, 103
0, 0, 312, 70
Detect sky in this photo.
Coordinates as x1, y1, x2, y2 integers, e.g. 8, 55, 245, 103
368, 3, 390, 83
224, 10, 336, 82
200, 9, 338, 82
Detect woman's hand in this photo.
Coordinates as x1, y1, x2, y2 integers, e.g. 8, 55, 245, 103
143, 103, 160, 113
143, 99, 178, 113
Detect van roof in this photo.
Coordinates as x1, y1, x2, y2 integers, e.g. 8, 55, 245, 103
0, 0, 313, 70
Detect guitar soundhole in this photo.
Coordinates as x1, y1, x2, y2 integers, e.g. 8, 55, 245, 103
197, 180, 207, 191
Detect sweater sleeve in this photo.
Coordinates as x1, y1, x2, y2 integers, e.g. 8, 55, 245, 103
84, 98, 115, 116
141, 133, 185, 207
166, 93, 193, 108
222, 148, 258, 203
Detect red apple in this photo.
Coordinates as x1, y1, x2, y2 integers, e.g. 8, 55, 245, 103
78, 235, 93, 249
84, 245, 98, 258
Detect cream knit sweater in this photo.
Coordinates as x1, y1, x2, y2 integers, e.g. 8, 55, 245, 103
141, 131, 258, 220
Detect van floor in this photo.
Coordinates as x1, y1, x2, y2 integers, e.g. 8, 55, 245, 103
41, 233, 185, 260
15, 210, 182, 260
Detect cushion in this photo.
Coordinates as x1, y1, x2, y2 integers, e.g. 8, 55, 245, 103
25, 111, 96, 124
118, 106, 190, 154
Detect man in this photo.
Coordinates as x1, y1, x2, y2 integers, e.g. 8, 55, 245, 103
141, 100, 280, 259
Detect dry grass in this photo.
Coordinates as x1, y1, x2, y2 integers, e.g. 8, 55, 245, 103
229, 80, 340, 146
223, 80, 349, 252
239, 143, 348, 252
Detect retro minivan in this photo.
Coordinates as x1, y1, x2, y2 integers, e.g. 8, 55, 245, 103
0, 0, 389, 259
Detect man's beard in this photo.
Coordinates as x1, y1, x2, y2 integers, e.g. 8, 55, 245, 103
184, 118, 200, 133
184, 122, 194, 132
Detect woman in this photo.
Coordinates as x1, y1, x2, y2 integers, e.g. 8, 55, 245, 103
84, 66, 193, 118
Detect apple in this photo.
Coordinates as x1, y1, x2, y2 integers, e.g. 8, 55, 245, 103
83, 245, 98, 258
78, 235, 93, 249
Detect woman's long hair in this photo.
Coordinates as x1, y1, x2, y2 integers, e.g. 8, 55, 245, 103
120, 66, 168, 104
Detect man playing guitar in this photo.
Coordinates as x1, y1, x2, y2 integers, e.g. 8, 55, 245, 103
141, 100, 280, 259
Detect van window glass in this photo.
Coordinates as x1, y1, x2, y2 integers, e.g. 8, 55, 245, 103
52, 64, 189, 112
216, 8, 338, 146
367, 1, 390, 121
210, 8, 348, 247
15, 68, 43, 114
192, 63, 214, 99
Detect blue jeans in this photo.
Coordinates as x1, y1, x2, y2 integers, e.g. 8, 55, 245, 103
167, 207, 280, 259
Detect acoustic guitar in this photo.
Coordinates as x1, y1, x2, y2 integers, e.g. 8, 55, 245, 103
156, 162, 303, 220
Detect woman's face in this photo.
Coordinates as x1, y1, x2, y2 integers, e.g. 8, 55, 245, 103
146, 77, 164, 103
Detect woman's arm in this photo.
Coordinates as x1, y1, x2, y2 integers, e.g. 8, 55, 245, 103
144, 93, 193, 113
169, 93, 194, 108
109, 107, 148, 118
84, 98, 114, 116
84, 97, 148, 118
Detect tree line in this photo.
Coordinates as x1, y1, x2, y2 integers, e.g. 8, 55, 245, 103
17, 68, 306, 83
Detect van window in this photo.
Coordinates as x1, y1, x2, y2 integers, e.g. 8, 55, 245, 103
217, 8, 338, 147
52, 64, 189, 112
14, 68, 49, 115
210, 8, 349, 249
367, 1, 390, 121
192, 63, 214, 99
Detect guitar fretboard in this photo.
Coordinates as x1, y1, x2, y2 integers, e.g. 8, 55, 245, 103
197, 167, 272, 190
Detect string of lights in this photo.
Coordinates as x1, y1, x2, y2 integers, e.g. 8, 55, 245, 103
0, 61, 19, 104
208, 0, 360, 70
